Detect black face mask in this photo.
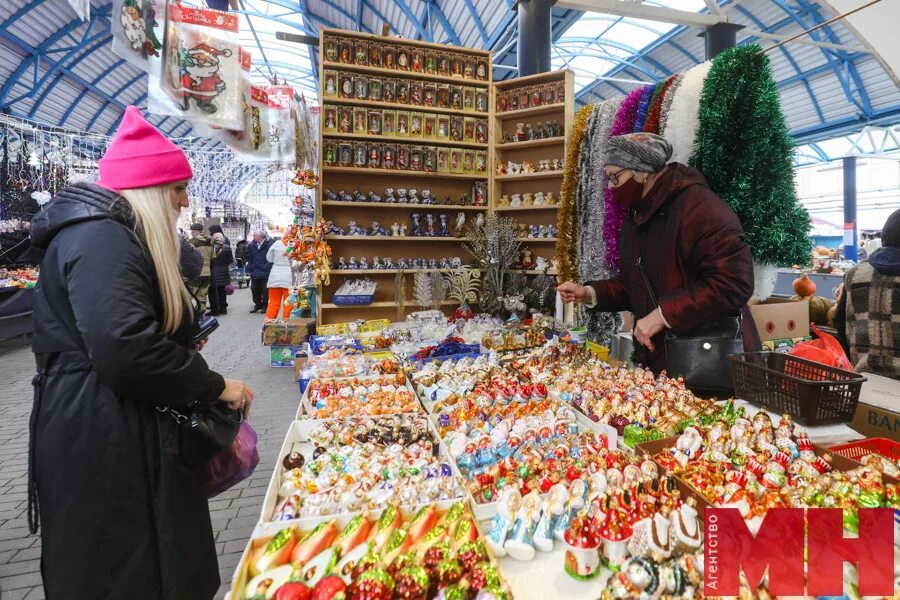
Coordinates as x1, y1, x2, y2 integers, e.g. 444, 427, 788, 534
613, 177, 644, 211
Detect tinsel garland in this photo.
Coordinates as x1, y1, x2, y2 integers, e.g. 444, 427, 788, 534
633, 84, 657, 132
603, 87, 644, 272
642, 76, 677, 134
574, 106, 600, 282
661, 60, 712, 165
657, 73, 684, 132
575, 98, 624, 345
689, 44, 811, 270
556, 104, 595, 284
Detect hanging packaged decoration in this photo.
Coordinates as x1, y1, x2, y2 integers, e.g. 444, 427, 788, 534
227, 85, 274, 162
267, 85, 295, 164
111, 0, 167, 71
154, 3, 242, 130
67, 0, 90, 20
217, 48, 256, 153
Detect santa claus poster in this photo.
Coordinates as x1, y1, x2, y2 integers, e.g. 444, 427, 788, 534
111, 0, 167, 71
150, 3, 243, 130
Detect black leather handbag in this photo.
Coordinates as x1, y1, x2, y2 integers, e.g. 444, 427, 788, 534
157, 402, 243, 466
637, 255, 743, 395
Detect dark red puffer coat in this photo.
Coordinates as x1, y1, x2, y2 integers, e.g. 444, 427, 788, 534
587, 162, 754, 373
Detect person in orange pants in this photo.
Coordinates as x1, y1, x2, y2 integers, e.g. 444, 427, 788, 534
264, 236, 293, 320
266, 287, 291, 320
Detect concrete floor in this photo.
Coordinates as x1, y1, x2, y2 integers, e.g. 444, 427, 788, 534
0, 286, 300, 599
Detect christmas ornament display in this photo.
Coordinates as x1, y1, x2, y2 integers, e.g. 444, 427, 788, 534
273, 435, 460, 520
243, 503, 509, 599
0, 267, 39, 290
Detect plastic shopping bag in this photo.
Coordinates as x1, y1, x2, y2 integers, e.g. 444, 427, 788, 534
788, 324, 854, 371
205, 421, 259, 498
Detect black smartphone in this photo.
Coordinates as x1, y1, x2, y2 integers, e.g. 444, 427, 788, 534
192, 316, 219, 346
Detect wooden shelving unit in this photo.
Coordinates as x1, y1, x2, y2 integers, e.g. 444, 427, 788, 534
492, 70, 574, 279
318, 28, 491, 325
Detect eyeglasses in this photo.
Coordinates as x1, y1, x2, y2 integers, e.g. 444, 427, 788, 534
607, 167, 633, 187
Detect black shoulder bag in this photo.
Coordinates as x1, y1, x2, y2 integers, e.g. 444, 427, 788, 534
636, 198, 743, 395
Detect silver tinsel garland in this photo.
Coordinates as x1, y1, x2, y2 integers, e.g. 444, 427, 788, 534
575, 97, 624, 346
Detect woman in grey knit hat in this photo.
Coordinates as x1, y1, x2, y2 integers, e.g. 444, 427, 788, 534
558, 132, 754, 391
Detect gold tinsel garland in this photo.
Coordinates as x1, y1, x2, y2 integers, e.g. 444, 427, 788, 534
556, 105, 595, 283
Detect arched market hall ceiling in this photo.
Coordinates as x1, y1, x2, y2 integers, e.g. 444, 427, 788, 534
0, 0, 897, 162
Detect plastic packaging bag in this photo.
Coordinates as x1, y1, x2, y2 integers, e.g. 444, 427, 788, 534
148, 3, 242, 130
266, 85, 295, 164
111, 0, 167, 71
227, 85, 275, 162
788, 324, 854, 371
205, 421, 259, 498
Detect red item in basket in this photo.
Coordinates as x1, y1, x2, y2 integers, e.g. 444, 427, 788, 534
788, 325, 853, 372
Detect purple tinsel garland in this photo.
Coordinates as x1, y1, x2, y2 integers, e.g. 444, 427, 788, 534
633, 84, 657, 132
603, 85, 648, 272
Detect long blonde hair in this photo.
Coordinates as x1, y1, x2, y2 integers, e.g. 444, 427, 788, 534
119, 184, 192, 335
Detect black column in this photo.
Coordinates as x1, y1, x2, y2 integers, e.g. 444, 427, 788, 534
703, 22, 744, 60
517, 0, 553, 76
843, 156, 858, 261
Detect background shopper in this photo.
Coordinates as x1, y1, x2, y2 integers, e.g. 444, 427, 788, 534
28, 106, 254, 600
835, 209, 900, 379
265, 235, 293, 320
207, 224, 233, 316
557, 132, 754, 375
246, 230, 274, 313
187, 223, 213, 312
234, 237, 248, 284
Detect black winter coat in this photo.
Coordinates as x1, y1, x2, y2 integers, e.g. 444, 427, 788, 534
246, 238, 274, 280
210, 236, 233, 286
29, 183, 225, 600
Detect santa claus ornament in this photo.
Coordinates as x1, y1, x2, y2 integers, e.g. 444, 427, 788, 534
159, 3, 242, 129
111, 0, 166, 70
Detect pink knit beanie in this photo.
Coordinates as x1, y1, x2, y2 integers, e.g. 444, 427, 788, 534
98, 106, 193, 191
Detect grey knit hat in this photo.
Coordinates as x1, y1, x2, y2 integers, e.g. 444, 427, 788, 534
605, 132, 673, 173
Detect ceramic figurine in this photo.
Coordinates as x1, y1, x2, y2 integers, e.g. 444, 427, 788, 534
475, 214, 485, 229
458, 193, 471, 206
545, 192, 556, 205
451, 257, 462, 268
455, 212, 466, 237
522, 161, 536, 174
522, 248, 534, 269
527, 225, 538, 238
439, 258, 450, 269
370, 221, 388, 236
525, 123, 535, 140
421, 189, 433, 205
496, 162, 507, 176
549, 225, 558, 237
498, 195, 510, 207
510, 194, 522, 207
338, 190, 352, 202
400, 224, 408, 237
391, 222, 401, 237
397, 188, 409, 203
425, 214, 436, 236
486, 488, 521, 557
397, 258, 407, 269
348, 257, 358, 269
533, 192, 545, 206
563, 512, 601, 580
670, 499, 702, 555
346, 221, 363, 236
385, 188, 396, 203
538, 225, 549, 238
629, 508, 672, 560
337, 257, 347, 269
438, 214, 450, 237
372, 256, 383, 269
409, 188, 420, 204
522, 193, 534, 206
367, 191, 381, 203
325, 189, 338, 201
507, 161, 520, 175
352, 189, 365, 202
504, 492, 541, 561
428, 258, 437, 269
383, 257, 394, 269
410, 213, 423, 237
553, 159, 563, 170
534, 256, 549, 271
359, 257, 369, 270
515, 122, 527, 142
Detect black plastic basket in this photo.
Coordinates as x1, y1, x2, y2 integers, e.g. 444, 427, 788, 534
730, 352, 866, 426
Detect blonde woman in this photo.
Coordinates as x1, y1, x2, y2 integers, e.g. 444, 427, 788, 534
28, 107, 253, 600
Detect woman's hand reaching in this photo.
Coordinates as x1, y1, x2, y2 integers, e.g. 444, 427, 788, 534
556, 282, 591, 304
219, 378, 254, 418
